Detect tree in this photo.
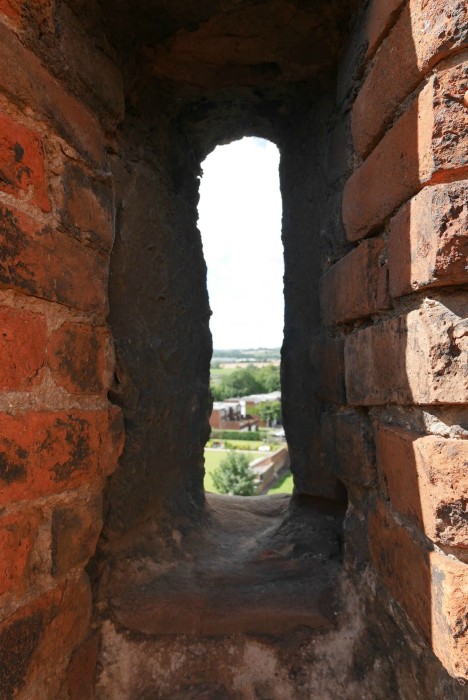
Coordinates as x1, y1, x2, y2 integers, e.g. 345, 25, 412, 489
210, 364, 280, 400
211, 451, 256, 496
258, 400, 282, 426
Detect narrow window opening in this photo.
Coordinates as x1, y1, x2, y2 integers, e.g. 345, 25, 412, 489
198, 136, 291, 497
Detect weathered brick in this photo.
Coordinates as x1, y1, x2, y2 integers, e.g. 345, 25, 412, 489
353, 0, 468, 158
431, 550, 468, 680
370, 501, 468, 680
0, 305, 46, 391
0, 606, 45, 698
0, 205, 108, 314
345, 300, 468, 405
0, 0, 20, 22
343, 62, 468, 241
57, 4, 125, 121
51, 494, 102, 577
0, 110, 51, 212
370, 500, 432, 640
0, 511, 40, 596
0, 409, 124, 505
59, 165, 114, 252
337, 0, 405, 104
376, 423, 468, 547
321, 410, 376, 486
364, 0, 407, 61
321, 238, 388, 324
310, 336, 346, 404
0, 575, 92, 698
66, 631, 100, 700
389, 181, 468, 298
0, 23, 105, 167
48, 322, 113, 395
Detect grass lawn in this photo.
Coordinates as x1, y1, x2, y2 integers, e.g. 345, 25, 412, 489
267, 471, 294, 495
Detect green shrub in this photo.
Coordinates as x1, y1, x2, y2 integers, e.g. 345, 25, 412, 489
212, 451, 256, 496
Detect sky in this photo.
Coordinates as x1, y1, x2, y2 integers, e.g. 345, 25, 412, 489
197, 137, 283, 350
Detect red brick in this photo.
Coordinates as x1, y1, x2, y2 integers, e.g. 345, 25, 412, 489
66, 631, 100, 700
0, 23, 105, 167
370, 501, 468, 680
57, 4, 125, 121
0, 511, 40, 595
337, 0, 405, 104
321, 410, 376, 486
376, 424, 468, 547
364, 0, 406, 61
343, 61, 468, 241
370, 500, 431, 640
48, 322, 113, 395
0, 596, 48, 698
345, 301, 468, 405
0, 0, 20, 23
353, 0, 468, 158
59, 165, 114, 252
0, 409, 123, 505
0, 205, 108, 314
51, 494, 103, 577
0, 305, 46, 391
430, 551, 468, 680
389, 182, 468, 298
0, 111, 51, 212
310, 336, 346, 404
0, 575, 92, 698
321, 238, 388, 324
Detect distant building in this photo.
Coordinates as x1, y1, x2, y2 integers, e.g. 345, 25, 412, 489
210, 401, 258, 431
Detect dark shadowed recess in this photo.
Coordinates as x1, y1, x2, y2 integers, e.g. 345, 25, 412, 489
99, 0, 359, 540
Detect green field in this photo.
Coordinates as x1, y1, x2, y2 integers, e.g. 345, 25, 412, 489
268, 471, 294, 494
204, 449, 294, 495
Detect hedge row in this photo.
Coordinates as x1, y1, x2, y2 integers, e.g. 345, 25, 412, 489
211, 430, 260, 441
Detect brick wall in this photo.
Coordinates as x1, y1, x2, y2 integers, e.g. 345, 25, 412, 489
0, 4, 124, 697
322, 0, 468, 681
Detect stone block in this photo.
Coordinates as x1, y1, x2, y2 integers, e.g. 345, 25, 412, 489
321, 238, 388, 324
343, 59, 468, 241
353, 0, 468, 158
345, 301, 468, 405
376, 423, 468, 547
389, 181, 468, 298
0, 305, 46, 391
0, 110, 51, 212
48, 322, 113, 395
0, 205, 108, 314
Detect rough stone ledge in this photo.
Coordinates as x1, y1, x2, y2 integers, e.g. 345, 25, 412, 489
99, 493, 345, 637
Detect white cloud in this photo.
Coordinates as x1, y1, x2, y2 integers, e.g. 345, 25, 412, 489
198, 137, 283, 350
